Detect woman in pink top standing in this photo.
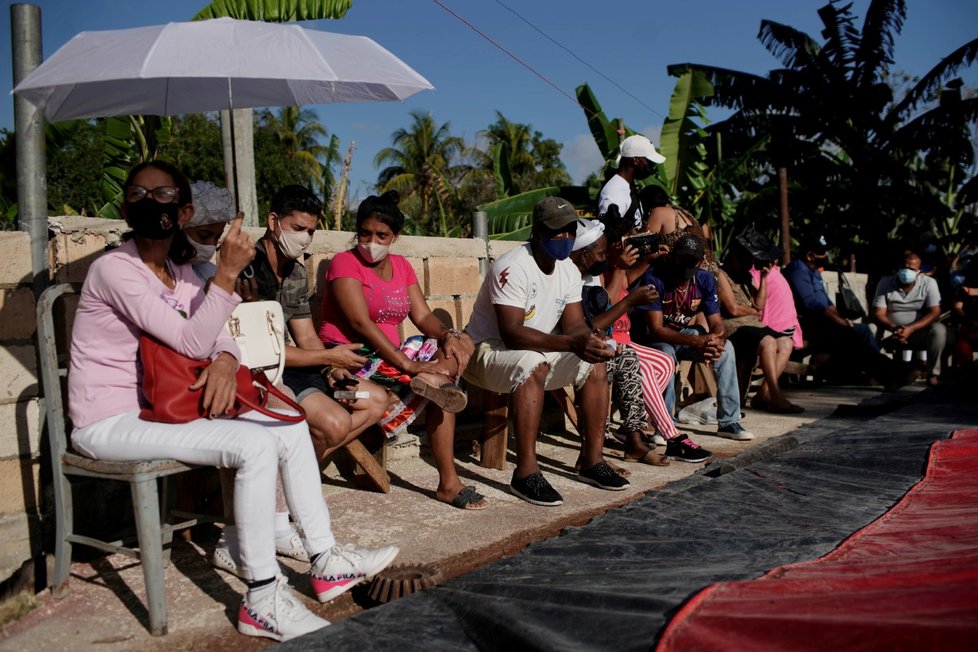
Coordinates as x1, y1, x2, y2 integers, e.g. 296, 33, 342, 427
67, 161, 397, 642
319, 191, 486, 510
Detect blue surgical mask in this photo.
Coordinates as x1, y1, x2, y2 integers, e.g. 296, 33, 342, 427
896, 268, 917, 285
540, 236, 575, 261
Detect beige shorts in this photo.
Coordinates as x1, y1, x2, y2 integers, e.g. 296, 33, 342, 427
462, 338, 592, 394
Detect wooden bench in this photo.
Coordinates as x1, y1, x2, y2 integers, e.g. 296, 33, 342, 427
476, 387, 580, 470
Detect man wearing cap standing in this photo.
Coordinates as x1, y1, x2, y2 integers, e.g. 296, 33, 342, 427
785, 236, 907, 387
463, 197, 628, 507
598, 134, 666, 231
631, 233, 756, 441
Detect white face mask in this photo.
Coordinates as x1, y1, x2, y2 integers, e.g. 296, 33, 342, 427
274, 225, 313, 260
187, 236, 218, 265
358, 242, 390, 263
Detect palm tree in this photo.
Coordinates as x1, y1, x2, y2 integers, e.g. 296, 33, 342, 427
667, 0, 978, 265
374, 110, 464, 235
260, 107, 332, 192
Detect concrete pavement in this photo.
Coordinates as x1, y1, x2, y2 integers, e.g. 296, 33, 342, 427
0, 382, 921, 651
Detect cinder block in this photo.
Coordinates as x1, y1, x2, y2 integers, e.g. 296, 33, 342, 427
306, 253, 334, 297
403, 257, 425, 293
0, 512, 39, 583
426, 257, 484, 296
457, 297, 478, 329
0, 233, 32, 285
0, 345, 38, 402
0, 458, 40, 514
56, 232, 110, 284
0, 399, 40, 459
425, 297, 459, 330
0, 289, 36, 339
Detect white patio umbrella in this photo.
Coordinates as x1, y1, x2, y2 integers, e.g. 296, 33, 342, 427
12, 17, 433, 205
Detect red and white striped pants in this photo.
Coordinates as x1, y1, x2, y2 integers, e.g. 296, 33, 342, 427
626, 341, 679, 439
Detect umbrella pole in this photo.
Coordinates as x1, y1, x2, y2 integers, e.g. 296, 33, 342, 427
227, 78, 241, 212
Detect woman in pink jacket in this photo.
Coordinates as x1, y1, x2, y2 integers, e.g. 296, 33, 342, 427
67, 161, 397, 642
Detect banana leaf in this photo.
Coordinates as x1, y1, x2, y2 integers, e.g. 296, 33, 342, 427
193, 0, 351, 20
660, 70, 714, 198
479, 186, 593, 240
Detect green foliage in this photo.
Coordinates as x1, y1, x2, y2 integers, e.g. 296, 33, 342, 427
374, 110, 465, 236
669, 0, 978, 270
478, 186, 594, 241
192, 0, 351, 20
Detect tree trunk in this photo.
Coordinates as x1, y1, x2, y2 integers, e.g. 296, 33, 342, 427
333, 140, 355, 230
221, 108, 258, 227
778, 166, 791, 264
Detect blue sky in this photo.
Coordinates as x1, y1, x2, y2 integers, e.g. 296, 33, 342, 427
3, 0, 976, 204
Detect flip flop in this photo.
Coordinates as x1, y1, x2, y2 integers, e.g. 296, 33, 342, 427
410, 377, 468, 413
446, 485, 489, 511
623, 450, 670, 467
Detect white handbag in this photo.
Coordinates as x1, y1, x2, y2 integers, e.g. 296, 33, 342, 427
225, 301, 286, 385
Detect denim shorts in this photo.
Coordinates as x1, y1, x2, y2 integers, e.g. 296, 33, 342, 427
281, 367, 329, 404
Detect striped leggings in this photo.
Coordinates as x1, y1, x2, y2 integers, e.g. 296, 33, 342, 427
626, 341, 680, 439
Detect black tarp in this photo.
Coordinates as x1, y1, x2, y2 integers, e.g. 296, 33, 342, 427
283, 383, 978, 652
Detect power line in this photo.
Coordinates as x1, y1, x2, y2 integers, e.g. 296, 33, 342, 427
494, 0, 664, 121
429, 0, 599, 121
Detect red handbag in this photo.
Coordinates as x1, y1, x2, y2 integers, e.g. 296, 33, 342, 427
138, 334, 305, 424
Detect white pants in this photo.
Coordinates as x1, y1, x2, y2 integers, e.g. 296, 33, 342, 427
72, 410, 335, 581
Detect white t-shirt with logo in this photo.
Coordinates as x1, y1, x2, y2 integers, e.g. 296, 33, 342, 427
465, 244, 582, 344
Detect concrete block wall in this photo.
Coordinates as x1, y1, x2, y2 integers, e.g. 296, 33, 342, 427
0, 217, 521, 584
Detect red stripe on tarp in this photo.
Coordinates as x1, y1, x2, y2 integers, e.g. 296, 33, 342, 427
657, 429, 978, 652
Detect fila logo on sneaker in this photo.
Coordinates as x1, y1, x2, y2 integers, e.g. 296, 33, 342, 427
321, 571, 363, 581
240, 604, 276, 632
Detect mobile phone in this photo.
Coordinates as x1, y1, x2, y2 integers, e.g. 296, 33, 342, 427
334, 377, 359, 389
334, 390, 369, 400
622, 232, 660, 257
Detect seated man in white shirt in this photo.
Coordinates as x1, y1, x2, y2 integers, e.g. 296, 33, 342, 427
872, 250, 946, 385
463, 197, 627, 507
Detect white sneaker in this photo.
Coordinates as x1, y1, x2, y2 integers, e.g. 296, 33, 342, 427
310, 543, 399, 602
651, 433, 667, 446
238, 575, 330, 642
276, 530, 310, 562
212, 526, 244, 579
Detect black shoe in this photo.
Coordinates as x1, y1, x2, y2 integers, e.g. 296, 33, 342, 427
578, 461, 630, 491
665, 436, 712, 463
510, 471, 564, 506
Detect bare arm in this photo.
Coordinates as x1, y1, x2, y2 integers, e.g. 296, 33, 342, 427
286, 316, 367, 370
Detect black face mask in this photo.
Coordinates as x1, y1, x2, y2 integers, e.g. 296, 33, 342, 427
587, 260, 609, 277
633, 161, 653, 180
125, 198, 178, 240
679, 266, 696, 282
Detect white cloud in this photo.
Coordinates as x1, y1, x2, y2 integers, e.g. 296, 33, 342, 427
563, 133, 604, 184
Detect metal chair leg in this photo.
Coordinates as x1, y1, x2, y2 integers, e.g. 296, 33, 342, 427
131, 477, 168, 636
51, 472, 73, 598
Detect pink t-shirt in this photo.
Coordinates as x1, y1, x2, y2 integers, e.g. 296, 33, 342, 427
319, 250, 417, 347
750, 265, 804, 349
68, 239, 241, 428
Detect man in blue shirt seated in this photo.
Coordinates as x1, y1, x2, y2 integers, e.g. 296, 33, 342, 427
631, 234, 755, 441
784, 235, 908, 388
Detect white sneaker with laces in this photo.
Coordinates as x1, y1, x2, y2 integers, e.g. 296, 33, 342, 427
238, 575, 330, 641
310, 543, 399, 602
275, 530, 310, 562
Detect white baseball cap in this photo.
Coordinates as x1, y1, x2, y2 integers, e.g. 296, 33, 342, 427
616, 134, 666, 166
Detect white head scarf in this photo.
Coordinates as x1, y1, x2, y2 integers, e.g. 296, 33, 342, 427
572, 218, 606, 252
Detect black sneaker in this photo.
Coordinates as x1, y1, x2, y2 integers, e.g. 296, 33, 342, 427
510, 471, 564, 506
665, 436, 712, 463
578, 461, 630, 491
